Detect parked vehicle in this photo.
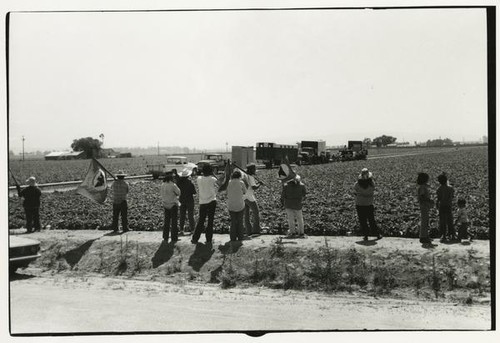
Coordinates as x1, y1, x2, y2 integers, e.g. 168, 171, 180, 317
297, 140, 328, 165
10, 235, 41, 274
256, 142, 298, 168
147, 156, 198, 179
338, 140, 368, 161
196, 154, 227, 174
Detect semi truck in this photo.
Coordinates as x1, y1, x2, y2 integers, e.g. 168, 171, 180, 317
255, 142, 298, 168
231, 146, 256, 168
298, 140, 328, 165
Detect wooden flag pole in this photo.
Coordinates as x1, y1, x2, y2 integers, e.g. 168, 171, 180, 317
231, 162, 266, 186
92, 158, 117, 180
8, 167, 21, 187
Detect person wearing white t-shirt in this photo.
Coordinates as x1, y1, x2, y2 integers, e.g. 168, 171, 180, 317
244, 163, 261, 236
191, 164, 218, 245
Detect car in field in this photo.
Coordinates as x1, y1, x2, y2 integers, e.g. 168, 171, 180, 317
196, 154, 227, 174
147, 156, 198, 179
9, 235, 41, 274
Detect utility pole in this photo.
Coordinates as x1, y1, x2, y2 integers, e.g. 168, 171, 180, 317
157, 141, 160, 156
22, 136, 25, 161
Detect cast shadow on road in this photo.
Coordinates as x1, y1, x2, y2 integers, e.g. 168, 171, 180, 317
355, 239, 378, 246
188, 243, 214, 272
218, 241, 242, 255
422, 242, 438, 249
9, 272, 37, 282
63, 238, 100, 268
151, 240, 175, 268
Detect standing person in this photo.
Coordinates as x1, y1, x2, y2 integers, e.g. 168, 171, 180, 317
227, 170, 247, 241
436, 173, 455, 242
354, 168, 382, 241
191, 164, 218, 245
111, 171, 130, 232
416, 172, 434, 244
456, 198, 472, 241
244, 163, 262, 236
160, 173, 181, 242
282, 175, 307, 238
16, 176, 42, 233
176, 168, 196, 235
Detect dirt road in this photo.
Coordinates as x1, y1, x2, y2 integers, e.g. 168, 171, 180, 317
10, 271, 490, 334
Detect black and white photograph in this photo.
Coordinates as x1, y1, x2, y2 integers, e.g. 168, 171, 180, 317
1, 0, 496, 340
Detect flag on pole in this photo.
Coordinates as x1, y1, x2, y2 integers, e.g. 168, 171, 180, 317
76, 159, 108, 203
278, 155, 296, 183
217, 160, 234, 192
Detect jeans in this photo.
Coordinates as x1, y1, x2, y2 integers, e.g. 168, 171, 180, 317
192, 201, 217, 243
163, 205, 179, 241
179, 201, 195, 232
438, 205, 455, 238
285, 208, 304, 235
244, 200, 261, 235
419, 204, 430, 239
24, 207, 41, 232
112, 200, 128, 231
229, 210, 245, 241
356, 205, 379, 237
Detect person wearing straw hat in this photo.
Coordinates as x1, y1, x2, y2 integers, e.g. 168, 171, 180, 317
353, 168, 382, 241
111, 170, 130, 232
281, 174, 307, 238
176, 168, 196, 235
16, 176, 42, 233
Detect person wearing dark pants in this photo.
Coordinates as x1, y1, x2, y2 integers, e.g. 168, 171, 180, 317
160, 173, 181, 242
111, 171, 129, 232
436, 173, 455, 242
191, 164, 219, 245
112, 201, 128, 232
192, 200, 217, 243
16, 176, 42, 233
354, 168, 382, 241
227, 170, 247, 241
177, 168, 196, 234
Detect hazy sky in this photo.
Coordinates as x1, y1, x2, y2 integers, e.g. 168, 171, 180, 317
8, 8, 488, 153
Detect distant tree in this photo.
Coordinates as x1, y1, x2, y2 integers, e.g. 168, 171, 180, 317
372, 135, 397, 147
363, 138, 372, 146
9, 150, 15, 157
71, 137, 102, 158
426, 138, 453, 147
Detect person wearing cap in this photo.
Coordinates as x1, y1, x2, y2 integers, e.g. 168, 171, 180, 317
111, 170, 130, 232
244, 163, 262, 236
160, 172, 181, 242
191, 164, 219, 245
176, 168, 196, 235
227, 170, 247, 241
281, 174, 307, 238
16, 176, 42, 233
353, 168, 382, 241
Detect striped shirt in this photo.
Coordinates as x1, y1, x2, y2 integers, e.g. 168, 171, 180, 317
112, 179, 129, 204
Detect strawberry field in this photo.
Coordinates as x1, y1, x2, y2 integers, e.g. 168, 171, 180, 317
8, 147, 490, 239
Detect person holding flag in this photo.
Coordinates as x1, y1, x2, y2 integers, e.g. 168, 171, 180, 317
15, 176, 42, 233
111, 170, 130, 233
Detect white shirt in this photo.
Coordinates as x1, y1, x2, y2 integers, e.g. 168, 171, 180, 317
197, 176, 218, 204
243, 175, 257, 202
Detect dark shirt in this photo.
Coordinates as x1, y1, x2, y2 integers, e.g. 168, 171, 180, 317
436, 184, 454, 208
177, 178, 196, 204
282, 181, 306, 210
17, 185, 42, 208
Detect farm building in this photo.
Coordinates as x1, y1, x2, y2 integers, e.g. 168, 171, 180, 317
44, 151, 85, 160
